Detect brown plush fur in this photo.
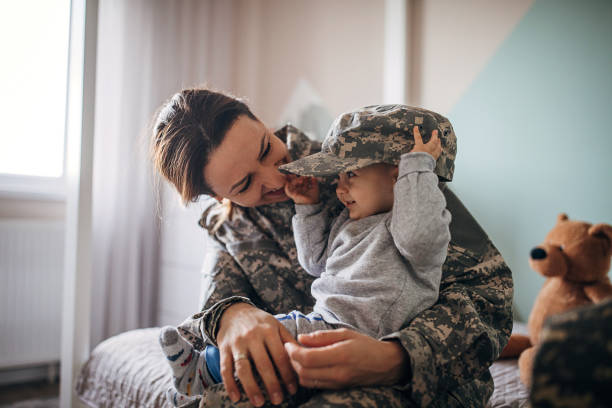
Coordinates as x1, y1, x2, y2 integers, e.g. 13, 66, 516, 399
501, 214, 612, 386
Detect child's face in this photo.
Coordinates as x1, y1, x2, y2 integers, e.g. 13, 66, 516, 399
336, 163, 398, 220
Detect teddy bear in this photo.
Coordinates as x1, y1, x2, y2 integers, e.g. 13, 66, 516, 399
502, 213, 612, 386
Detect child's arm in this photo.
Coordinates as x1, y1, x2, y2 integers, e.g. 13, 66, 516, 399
389, 127, 451, 277
285, 175, 331, 277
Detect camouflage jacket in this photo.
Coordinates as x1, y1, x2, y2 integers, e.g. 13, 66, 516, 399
193, 125, 513, 407
530, 298, 612, 408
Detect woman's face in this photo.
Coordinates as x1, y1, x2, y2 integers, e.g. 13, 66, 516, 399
204, 115, 291, 207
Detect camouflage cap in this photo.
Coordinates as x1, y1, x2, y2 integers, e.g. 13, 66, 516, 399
279, 104, 457, 181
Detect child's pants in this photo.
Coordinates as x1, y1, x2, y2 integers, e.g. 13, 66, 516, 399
274, 310, 339, 338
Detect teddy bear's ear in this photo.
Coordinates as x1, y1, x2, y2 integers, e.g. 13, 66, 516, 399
557, 213, 569, 223
588, 223, 612, 255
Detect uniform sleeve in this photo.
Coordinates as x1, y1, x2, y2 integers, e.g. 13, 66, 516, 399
175, 234, 260, 349
198, 233, 261, 311
292, 202, 333, 277
383, 187, 513, 407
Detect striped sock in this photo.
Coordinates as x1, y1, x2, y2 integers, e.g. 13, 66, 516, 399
159, 326, 215, 396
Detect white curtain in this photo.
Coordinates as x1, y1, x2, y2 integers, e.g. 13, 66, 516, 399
91, 0, 235, 346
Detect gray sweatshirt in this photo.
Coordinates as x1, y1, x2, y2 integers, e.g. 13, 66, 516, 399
292, 152, 451, 338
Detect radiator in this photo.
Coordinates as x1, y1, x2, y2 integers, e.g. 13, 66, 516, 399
0, 219, 64, 369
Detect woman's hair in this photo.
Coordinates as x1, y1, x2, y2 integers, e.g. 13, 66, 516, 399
151, 88, 256, 204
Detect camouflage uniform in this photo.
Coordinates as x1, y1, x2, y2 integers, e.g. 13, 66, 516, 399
530, 298, 612, 408
178, 119, 512, 407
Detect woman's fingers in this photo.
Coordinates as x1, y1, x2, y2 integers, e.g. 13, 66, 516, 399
268, 327, 299, 395
285, 340, 347, 369
286, 329, 358, 369
285, 340, 356, 390
219, 346, 241, 403
249, 343, 284, 405
298, 328, 356, 348
233, 355, 265, 407
286, 364, 347, 389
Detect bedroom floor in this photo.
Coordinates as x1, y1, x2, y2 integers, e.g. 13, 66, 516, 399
0, 380, 59, 407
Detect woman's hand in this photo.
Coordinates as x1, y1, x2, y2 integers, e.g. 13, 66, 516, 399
216, 303, 299, 406
284, 328, 409, 389
411, 126, 441, 160
284, 174, 320, 205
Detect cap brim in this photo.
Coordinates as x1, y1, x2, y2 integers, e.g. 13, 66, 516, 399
279, 152, 374, 177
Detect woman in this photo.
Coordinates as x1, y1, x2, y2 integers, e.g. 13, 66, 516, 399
152, 88, 513, 407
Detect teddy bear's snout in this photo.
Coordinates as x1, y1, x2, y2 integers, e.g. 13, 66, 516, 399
530, 247, 547, 260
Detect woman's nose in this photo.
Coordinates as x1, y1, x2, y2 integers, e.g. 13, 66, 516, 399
261, 164, 286, 189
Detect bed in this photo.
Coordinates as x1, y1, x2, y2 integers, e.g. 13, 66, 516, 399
75, 323, 529, 407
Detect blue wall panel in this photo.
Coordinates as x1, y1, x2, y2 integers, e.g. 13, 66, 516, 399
449, 0, 612, 320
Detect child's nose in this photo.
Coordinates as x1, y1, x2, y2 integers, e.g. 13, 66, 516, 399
336, 180, 348, 194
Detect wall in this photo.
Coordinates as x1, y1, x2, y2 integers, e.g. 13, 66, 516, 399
419, 0, 612, 321
231, 0, 385, 127
0, 198, 64, 384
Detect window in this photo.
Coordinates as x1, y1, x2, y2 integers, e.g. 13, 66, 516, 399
0, 0, 71, 198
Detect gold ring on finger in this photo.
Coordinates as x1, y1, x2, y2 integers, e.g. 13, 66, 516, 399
233, 352, 249, 362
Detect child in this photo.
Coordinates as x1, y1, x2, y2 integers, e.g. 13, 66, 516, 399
159, 104, 453, 398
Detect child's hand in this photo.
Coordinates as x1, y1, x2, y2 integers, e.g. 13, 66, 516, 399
284, 174, 320, 204
410, 126, 442, 160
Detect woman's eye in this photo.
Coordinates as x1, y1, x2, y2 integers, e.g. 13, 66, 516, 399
261, 140, 271, 160
237, 176, 252, 194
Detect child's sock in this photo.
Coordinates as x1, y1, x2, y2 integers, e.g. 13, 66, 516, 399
165, 388, 200, 407
159, 326, 216, 396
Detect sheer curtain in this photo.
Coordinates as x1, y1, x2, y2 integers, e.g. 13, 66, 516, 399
91, 0, 234, 347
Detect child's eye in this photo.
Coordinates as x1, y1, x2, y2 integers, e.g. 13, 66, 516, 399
346, 171, 356, 178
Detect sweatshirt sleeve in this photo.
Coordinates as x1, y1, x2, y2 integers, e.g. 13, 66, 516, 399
292, 202, 334, 277
388, 152, 451, 274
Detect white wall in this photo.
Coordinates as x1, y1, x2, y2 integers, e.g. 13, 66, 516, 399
231, 0, 385, 125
